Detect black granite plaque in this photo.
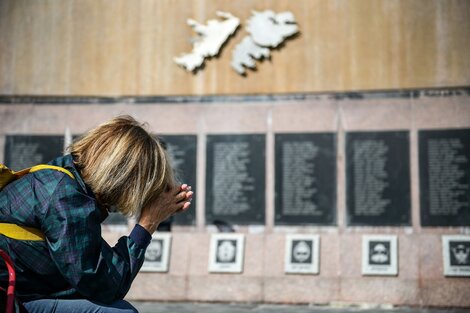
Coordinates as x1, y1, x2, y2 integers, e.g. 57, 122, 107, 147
160, 135, 197, 225
205, 134, 266, 225
346, 131, 411, 226
274, 133, 336, 225
4, 135, 64, 171
419, 129, 470, 226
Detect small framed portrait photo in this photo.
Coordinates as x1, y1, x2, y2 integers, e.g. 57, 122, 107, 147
362, 235, 398, 276
284, 234, 320, 274
442, 235, 470, 277
141, 233, 172, 272
208, 233, 245, 273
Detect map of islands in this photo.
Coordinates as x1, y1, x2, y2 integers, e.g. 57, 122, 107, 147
174, 10, 299, 75
232, 11, 299, 75
174, 11, 240, 72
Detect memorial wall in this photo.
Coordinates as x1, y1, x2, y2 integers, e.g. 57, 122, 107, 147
0, 89, 469, 306
1, 0, 470, 308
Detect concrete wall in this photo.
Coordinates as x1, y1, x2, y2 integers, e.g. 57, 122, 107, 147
1, 89, 469, 307
1, 0, 470, 96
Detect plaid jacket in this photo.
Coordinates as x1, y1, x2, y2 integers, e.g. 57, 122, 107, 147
0, 154, 151, 304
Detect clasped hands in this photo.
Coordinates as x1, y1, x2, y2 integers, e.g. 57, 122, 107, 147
138, 184, 193, 234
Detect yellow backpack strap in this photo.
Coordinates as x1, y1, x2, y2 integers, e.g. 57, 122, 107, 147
1, 164, 74, 189
29, 164, 74, 180
0, 164, 19, 189
0, 223, 45, 241
0, 164, 74, 241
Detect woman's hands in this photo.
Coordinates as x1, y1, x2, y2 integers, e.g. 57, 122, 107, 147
138, 184, 193, 234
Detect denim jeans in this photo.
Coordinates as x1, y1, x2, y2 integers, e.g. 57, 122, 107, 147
22, 298, 138, 313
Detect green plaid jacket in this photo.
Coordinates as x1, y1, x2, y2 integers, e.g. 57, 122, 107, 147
0, 154, 151, 304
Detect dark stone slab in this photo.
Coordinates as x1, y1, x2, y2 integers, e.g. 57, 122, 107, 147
205, 134, 266, 225
160, 135, 197, 226
4, 135, 64, 171
274, 133, 336, 225
419, 129, 470, 226
3, 87, 469, 105
346, 131, 411, 226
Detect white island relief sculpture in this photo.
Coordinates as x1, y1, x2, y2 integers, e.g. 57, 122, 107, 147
231, 10, 299, 75
174, 11, 240, 72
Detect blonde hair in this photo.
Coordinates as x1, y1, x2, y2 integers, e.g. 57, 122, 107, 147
69, 115, 175, 216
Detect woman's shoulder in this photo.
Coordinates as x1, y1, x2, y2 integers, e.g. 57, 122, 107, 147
0, 159, 75, 222
45, 154, 85, 189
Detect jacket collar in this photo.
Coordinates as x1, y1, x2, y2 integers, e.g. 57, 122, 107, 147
49, 154, 88, 193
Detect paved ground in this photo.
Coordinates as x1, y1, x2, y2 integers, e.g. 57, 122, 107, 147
131, 302, 470, 313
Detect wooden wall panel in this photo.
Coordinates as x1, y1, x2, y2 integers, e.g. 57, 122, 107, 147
0, 0, 469, 96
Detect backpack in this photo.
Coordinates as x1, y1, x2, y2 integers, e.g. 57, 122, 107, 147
0, 164, 75, 313
0, 164, 74, 241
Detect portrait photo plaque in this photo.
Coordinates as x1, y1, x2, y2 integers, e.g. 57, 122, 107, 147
208, 233, 245, 273
362, 235, 398, 276
275, 133, 336, 225
5, 135, 64, 171
141, 233, 172, 272
284, 234, 320, 274
442, 235, 470, 277
205, 134, 266, 225
160, 135, 197, 225
419, 129, 470, 226
346, 131, 411, 226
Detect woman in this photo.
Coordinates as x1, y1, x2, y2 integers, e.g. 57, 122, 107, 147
0, 116, 193, 312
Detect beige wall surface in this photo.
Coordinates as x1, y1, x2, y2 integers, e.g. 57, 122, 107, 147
1, 0, 470, 96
